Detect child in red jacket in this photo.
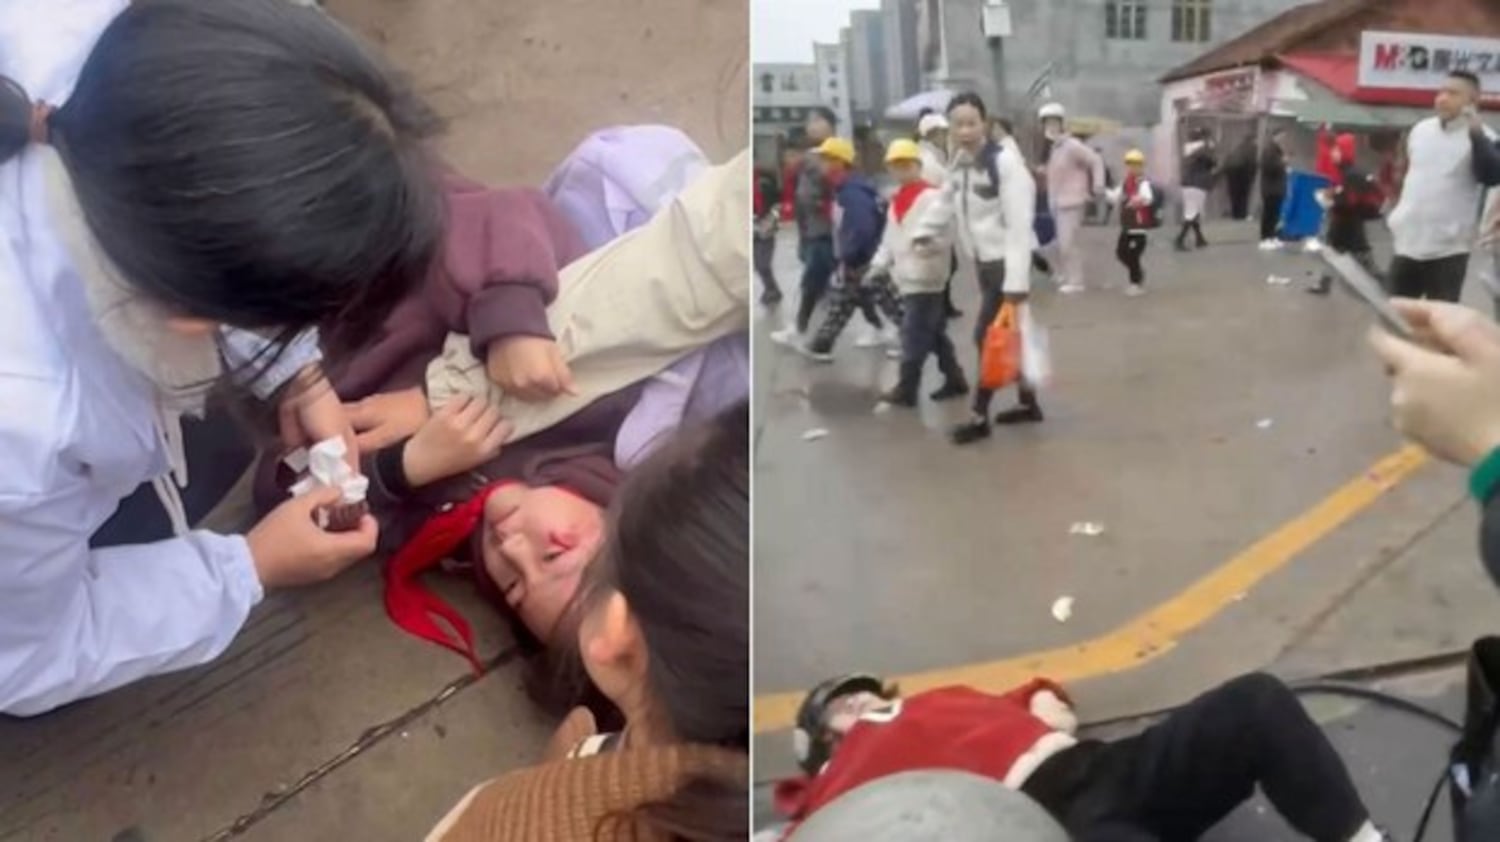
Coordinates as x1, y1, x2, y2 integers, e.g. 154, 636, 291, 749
778, 672, 1390, 842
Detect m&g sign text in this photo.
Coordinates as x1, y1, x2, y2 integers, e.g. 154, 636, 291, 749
1358, 31, 1500, 92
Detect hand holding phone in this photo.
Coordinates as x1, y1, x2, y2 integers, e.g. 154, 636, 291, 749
1319, 250, 1415, 338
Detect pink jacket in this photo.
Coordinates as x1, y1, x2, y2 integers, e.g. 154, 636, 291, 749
1045, 138, 1105, 211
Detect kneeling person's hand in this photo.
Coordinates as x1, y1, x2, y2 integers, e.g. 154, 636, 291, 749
248, 487, 378, 588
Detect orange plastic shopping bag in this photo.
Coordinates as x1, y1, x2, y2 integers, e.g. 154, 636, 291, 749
979, 301, 1022, 390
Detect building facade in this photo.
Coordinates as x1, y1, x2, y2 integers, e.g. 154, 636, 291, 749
920, 0, 1310, 126
814, 41, 855, 132
752, 62, 823, 169
846, 10, 890, 127
882, 0, 923, 112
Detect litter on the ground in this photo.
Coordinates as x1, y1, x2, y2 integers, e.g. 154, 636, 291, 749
802, 428, 830, 442
1256, 418, 1274, 430
1265, 274, 1293, 286
1069, 522, 1105, 537
1051, 596, 1075, 623
872, 402, 892, 415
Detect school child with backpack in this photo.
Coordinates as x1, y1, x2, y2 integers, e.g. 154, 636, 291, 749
1106, 149, 1162, 297
868, 139, 968, 407
1309, 133, 1385, 296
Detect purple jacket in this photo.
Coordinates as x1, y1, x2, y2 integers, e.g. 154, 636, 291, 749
323, 172, 588, 399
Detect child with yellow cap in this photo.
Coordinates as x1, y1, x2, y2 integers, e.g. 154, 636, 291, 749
868, 138, 968, 406
1106, 149, 1161, 296
791, 137, 905, 362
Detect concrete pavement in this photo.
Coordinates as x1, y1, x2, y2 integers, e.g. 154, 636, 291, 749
753, 218, 1499, 836
0, 2, 746, 840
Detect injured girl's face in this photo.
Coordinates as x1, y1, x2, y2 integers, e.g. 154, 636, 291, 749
480, 484, 606, 641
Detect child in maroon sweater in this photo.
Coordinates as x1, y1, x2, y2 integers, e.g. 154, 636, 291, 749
779, 673, 1389, 842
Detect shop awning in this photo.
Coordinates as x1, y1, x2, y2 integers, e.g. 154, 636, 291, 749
1271, 67, 1429, 129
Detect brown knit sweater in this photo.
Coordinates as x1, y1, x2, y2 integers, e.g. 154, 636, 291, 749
427, 744, 747, 842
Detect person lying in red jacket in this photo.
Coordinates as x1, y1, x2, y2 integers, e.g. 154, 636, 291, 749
776, 673, 1391, 842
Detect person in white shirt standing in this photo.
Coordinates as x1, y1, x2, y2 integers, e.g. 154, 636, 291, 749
1386, 70, 1500, 302
914, 92, 1041, 446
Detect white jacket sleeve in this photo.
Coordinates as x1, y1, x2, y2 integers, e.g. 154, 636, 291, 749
912, 175, 958, 243
0, 386, 262, 715
998, 149, 1038, 294
870, 208, 897, 275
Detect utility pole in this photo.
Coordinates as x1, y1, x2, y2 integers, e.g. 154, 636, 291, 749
981, 0, 1012, 116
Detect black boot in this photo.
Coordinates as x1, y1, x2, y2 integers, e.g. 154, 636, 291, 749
1192, 221, 1209, 248
1175, 225, 1191, 252
930, 378, 968, 401
995, 391, 1045, 425
761, 285, 783, 306
950, 417, 991, 445
1307, 274, 1332, 296
880, 362, 921, 408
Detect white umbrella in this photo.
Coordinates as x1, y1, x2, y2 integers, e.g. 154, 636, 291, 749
885, 89, 954, 121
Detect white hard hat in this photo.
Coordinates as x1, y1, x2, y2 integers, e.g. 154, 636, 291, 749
917, 113, 949, 136
1038, 102, 1067, 121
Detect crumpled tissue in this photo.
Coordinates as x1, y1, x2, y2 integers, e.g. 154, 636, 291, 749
284, 437, 369, 531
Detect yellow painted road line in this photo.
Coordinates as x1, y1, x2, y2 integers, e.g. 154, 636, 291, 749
754, 445, 1430, 733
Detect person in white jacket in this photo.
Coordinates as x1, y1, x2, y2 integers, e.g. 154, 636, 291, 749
916, 111, 963, 322
869, 139, 968, 407
0, 0, 446, 715
914, 92, 1041, 446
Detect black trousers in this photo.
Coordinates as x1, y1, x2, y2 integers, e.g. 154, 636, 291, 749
1116, 231, 1148, 286
1227, 170, 1254, 220
1260, 193, 1284, 241
971, 260, 1039, 417
809, 273, 903, 353
1021, 673, 1371, 842
893, 291, 965, 396
754, 235, 779, 297
1389, 253, 1470, 303
90, 409, 258, 548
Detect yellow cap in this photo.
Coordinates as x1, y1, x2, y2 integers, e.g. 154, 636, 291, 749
884, 138, 922, 164
815, 137, 857, 165
1124, 149, 1145, 164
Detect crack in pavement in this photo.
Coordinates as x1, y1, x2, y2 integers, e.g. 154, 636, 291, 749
200, 645, 523, 842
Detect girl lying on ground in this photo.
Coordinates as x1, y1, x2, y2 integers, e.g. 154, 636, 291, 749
256, 149, 750, 657
426, 403, 750, 842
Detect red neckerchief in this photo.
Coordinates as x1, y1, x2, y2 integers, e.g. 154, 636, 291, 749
890, 180, 930, 223
384, 479, 519, 674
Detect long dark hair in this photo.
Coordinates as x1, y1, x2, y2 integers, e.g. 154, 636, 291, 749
946, 90, 989, 119
0, 0, 444, 367
584, 403, 749, 842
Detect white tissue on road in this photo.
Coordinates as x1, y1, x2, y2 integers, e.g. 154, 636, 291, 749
1256, 418, 1274, 430
1051, 597, 1074, 623
802, 428, 831, 441
1069, 522, 1105, 537
286, 437, 369, 504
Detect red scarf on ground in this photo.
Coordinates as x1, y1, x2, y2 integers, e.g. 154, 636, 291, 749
383, 480, 518, 674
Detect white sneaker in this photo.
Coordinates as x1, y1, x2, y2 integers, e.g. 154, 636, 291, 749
1125, 285, 1146, 297
800, 344, 835, 363
885, 345, 903, 360
770, 326, 803, 347
1302, 238, 1323, 253
1257, 239, 1281, 251
854, 323, 883, 348
1059, 283, 1086, 295
881, 325, 901, 347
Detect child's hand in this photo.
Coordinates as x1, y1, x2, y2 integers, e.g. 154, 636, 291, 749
345, 387, 430, 451
402, 396, 513, 488
486, 336, 576, 402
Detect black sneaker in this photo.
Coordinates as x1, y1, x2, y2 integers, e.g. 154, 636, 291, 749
929, 380, 968, 402
950, 419, 991, 445
761, 287, 783, 306
994, 405, 1045, 425
879, 387, 918, 408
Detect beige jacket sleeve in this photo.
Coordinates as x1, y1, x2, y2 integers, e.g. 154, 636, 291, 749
426, 150, 751, 442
